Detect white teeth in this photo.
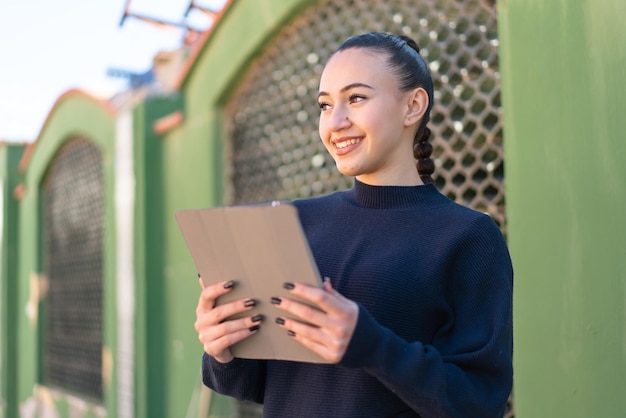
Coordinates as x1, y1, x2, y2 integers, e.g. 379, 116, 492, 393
335, 138, 361, 149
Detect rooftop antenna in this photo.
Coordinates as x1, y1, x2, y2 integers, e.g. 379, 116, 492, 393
184, 0, 219, 19
119, 0, 202, 32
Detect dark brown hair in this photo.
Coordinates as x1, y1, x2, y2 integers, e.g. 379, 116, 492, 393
334, 32, 435, 183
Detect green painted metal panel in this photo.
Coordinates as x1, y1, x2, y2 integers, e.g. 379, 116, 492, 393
16, 92, 117, 416
132, 95, 183, 418
499, 0, 626, 416
160, 0, 317, 416
0, 142, 25, 418
182, 0, 316, 111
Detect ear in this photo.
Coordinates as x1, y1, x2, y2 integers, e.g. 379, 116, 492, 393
403, 87, 429, 127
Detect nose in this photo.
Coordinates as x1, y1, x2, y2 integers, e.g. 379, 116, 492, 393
325, 106, 351, 132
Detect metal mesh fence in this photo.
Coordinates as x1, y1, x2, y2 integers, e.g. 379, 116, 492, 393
227, 0, 505, 234
226, 0, 511, 416
42, 137, 104, 401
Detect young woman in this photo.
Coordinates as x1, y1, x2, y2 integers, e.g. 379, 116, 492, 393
195, 32, 513, 417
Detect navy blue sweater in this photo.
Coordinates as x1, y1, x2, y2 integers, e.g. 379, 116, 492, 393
202, 180, 513, 417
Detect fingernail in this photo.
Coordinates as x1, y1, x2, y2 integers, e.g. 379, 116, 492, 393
244, 299, 256, 308
323, 277, 331, 284
223, 280, 235, 289
287, 330, 296, 337
283, 282, 295, 290
270, 297, 282, 305
249, 325, 260, 332
275, 317, 285, 325
251, 314, 263, 323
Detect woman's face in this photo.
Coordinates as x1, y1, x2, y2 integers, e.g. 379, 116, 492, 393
317, 48, 424, 185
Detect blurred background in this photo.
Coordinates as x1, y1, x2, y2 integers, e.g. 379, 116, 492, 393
1, 0, 625, 417
0, 0, 226, 142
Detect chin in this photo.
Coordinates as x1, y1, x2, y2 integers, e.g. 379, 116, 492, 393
336, 166, 361, 178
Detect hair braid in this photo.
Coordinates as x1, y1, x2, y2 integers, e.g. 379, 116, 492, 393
399, 35, 435, 184
414, 118, 434, 184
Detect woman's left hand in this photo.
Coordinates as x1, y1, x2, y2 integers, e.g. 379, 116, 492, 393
272, 279, 359, 363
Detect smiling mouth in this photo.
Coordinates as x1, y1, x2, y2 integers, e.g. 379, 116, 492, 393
335, 138, 362, 149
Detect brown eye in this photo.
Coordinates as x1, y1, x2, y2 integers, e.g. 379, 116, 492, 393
349, 94, 366, 104
318, 102, 331, 111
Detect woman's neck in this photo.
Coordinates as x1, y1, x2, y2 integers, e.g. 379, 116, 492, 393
356, 167, 423, 187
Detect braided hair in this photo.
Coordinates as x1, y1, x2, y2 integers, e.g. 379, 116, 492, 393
334, 32, 435, 183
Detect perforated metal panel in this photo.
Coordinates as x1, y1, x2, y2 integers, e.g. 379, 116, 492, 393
227, 0, 511, 416
227, 0, 505, 232
42, 138, 104, 401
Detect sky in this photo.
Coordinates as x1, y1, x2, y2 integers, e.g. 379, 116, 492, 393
0, 0, 227, 142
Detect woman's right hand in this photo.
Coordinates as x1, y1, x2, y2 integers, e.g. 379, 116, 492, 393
194, 278, 262, 363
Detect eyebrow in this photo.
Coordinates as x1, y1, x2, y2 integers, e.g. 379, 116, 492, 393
318, 82, 374, 99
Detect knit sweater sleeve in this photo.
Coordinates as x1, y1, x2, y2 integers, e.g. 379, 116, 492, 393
339, 215, 513, 418
201, 353, 266, 404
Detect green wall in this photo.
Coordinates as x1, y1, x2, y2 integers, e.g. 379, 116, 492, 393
499, 0, 626, 416
160, 1, 315, 416
16, 91, 117, 416
0, 142, 25, 418
6, 3, 323, 416
132, 95, 183, 418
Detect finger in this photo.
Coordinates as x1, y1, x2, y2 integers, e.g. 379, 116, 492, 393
200, 316, 261, 360
199, 297, 257, 326
281, 282, 349, 318
276, 314, 349, 351
207, 327, 257, 355
201, 314, 262, 341
198, 272, 208, 288
274, 281, 358, 343
271, 295, 328, 327
323, 277, 338, 295
197, 280, 236, 311
275, 316, 346, 363
197, 309, 263, 346
322, 278, 351, 304
274, 315, 324, 345
323, 277, 332, 292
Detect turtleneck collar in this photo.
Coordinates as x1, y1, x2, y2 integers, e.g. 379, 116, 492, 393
348, 179, 444, 210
